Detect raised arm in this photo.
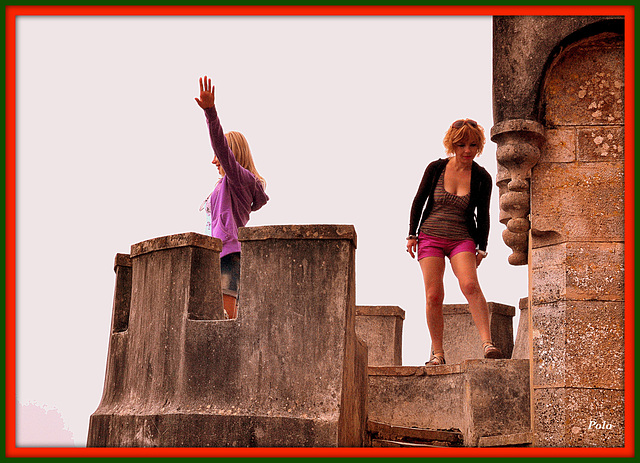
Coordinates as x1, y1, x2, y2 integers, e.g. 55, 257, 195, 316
195, 76, 252, 186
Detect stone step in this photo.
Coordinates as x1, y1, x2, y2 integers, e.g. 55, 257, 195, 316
368, 420, 463, 447
367, 359, 532, 447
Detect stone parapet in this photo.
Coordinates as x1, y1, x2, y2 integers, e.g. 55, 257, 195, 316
88, 225, 368, 447
433, 302, 515, 365
355, 306, 405, 366
236, 224, 367, 447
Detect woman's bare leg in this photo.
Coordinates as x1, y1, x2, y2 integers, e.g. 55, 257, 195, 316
418, 256, 446, 355
450, 251, 492, 344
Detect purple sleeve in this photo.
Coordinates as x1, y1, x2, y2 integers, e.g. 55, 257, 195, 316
203, 106, 270, 213
203, 106, 253, 186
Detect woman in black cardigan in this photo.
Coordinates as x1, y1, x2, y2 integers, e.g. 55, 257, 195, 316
406, 119, 502, 366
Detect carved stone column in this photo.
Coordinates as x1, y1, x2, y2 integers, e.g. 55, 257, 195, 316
490, 119, 545, 265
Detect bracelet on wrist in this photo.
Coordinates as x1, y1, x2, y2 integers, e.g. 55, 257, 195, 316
477, 249, 488, 258
406, 235, 417, 241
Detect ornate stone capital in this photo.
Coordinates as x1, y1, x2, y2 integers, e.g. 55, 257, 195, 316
491, 119, 546, 265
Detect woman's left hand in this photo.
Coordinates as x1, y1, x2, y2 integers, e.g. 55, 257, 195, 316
476, 252, 485, 268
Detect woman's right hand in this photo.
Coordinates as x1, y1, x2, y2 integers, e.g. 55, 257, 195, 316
195, 75, 215, 109
406, 238, 418, 259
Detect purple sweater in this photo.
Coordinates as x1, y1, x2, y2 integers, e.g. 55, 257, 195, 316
203, 106, 269, 257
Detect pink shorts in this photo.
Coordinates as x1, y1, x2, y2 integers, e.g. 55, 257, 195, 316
417, 233, 476, 260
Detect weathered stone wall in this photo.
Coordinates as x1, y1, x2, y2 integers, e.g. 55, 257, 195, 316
355, 306, 404, 366
530, 31, 624, 447
237, 225, 368, 447
492, 16, 622, 264
492, 16, 625, 448
88, 226, 368, 447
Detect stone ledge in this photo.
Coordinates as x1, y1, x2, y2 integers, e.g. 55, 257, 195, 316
369, 365, 462, 376
368, 360, 527, 377
459, 358, 529, 372
443, 302, 516, 317
238, 224, 357, 247
130, 232, 222, 258
356, 305, 405, 320
114, 253, 132, 270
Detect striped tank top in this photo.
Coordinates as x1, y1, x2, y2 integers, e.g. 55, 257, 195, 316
419, 169, 472, 240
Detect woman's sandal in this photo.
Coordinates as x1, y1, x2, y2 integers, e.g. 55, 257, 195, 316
483, 341, 503, 359
425, 351, 446, 366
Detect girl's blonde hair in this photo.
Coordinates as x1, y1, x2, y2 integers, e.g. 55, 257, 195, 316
443, 119, 486, 156
223, 131, 266, 188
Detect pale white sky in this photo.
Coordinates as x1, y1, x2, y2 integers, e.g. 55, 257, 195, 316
15, 15, 527, 447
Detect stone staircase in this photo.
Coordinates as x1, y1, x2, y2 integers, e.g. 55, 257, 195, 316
356, 302, 532, 448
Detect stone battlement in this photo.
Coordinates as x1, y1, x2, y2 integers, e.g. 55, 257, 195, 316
88, 225, 367, 447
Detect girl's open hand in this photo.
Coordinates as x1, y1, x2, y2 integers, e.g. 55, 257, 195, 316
195, 76, 215, 109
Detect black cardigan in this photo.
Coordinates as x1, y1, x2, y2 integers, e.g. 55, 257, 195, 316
408, 158, 492, 251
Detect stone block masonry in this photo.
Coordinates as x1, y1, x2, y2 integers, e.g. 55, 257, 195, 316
531, 26, 625, 447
